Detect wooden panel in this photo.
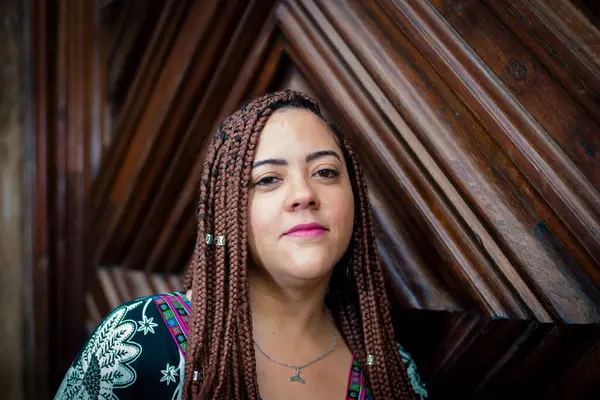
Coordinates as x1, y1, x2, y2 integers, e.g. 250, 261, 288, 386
28, 0, 107, 392
392, 307, 600, 398
0, 1, 27, 399
28, 0, 51, 397
283, 0, 600, 321
93, 0, 216, 264
280, 0, 544, 319
122, 2, 279, 273
484, 0, 600, 126
104, 0, 164, 114
422, 0, 600, 261
89, 266, 182, 319
92, 0, 189, 233
92, 1, 282, 268
51, 0, 93, 383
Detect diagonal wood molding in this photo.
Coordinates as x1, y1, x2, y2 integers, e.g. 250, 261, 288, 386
280, 0, 600, 322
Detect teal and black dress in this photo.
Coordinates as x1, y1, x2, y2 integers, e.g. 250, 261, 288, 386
54, 292, 428, 399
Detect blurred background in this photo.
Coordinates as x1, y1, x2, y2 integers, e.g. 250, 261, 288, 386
2, 0, 600, 398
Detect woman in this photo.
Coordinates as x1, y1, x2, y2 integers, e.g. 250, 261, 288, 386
55, 90, 428, 399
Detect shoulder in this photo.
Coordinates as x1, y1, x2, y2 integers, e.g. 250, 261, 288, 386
54, 292, 190, 400
82, 292, 188, 347
397, 342, 428, 399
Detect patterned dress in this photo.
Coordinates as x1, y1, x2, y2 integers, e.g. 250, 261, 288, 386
54, 292, 428, 399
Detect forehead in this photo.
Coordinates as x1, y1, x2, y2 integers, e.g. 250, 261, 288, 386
255, 109, 339, 157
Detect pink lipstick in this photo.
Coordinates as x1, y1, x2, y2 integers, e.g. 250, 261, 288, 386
284, 223, 327, 238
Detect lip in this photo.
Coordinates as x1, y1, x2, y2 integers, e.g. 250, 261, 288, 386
284, 223, 327, 238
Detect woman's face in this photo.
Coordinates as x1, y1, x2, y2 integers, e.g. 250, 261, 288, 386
247, 108, 355, 286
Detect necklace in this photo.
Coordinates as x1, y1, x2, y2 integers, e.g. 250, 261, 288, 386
254, 309, 337, 384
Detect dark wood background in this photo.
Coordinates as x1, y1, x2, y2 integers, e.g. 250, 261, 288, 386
24, 0, 600, 398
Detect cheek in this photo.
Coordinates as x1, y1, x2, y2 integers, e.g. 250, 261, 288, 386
248, 195, 278, 248
330, 186, 355, 238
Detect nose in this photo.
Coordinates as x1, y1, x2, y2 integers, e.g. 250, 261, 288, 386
285, 175, 320, 211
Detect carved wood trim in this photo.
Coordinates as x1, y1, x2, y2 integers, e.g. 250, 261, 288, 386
29, 0, 50, 397
133, 3, 279, 273
89, 266, 182, 317
388, 0, 600, 264
27, 0, 106, 391
93, 0, 227, 264
529, 0, 600, 95
362, 0, 600, 320
485, 0, 600, 127
278, 0, 568, 320
92, 0, 188, 224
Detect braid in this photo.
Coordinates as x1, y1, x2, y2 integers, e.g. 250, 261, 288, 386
355, 191, 382, 392
238, 109, 274, 399
208, 139, 233, 395
217, 118, 248, 398
182, 90, 416, 399
343, 136, 414, 399
183, 128, 228, 398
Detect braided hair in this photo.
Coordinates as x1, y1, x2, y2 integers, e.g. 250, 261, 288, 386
182, 90, 416, 399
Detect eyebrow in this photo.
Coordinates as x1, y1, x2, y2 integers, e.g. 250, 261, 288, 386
252, 150, 341, 169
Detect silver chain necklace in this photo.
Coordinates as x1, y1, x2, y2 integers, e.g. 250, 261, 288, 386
254, 309, 337, 384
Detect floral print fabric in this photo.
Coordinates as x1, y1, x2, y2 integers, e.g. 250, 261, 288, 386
55, 292, 427, 399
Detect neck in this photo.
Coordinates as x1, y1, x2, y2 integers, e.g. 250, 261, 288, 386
248, 267, 331, 344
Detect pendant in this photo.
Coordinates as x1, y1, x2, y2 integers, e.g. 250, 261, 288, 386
289, 367, 306, 384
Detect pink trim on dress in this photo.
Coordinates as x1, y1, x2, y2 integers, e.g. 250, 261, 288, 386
164, 295, 189, 336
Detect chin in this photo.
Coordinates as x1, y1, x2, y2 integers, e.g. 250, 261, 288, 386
285, 256, 336, 282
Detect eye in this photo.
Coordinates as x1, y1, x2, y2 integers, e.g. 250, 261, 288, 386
314, 168, 340, 179
255, 176, 280, 187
